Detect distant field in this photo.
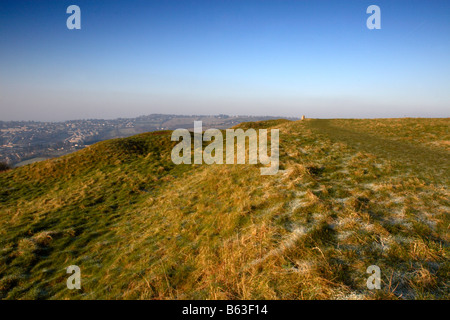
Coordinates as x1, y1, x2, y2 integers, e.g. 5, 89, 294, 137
308, 119, 449, 181
0, 118, 448, 299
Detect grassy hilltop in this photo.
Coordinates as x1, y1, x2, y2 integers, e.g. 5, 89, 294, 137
0, 118, 449, 299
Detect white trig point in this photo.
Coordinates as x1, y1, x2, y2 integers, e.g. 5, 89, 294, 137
301, 115, 306, 120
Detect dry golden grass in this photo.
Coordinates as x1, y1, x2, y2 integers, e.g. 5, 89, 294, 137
0, 118, 448, 299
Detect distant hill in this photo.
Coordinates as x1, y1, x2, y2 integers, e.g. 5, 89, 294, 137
0, 118, 448, 299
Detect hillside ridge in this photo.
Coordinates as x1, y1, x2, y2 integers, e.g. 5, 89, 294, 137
0, 118, 448, 299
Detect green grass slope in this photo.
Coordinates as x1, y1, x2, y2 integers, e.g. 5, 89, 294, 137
0, 119, 449, 299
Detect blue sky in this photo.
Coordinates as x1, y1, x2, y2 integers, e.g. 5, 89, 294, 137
0, 0, 449, 121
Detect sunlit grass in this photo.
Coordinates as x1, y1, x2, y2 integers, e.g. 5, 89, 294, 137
0, 118, 448, 299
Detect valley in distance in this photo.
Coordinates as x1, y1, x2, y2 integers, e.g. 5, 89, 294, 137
0, 114, 297, 167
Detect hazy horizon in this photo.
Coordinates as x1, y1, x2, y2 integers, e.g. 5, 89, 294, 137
1, 113, 450, 124
1, 0, 449, 121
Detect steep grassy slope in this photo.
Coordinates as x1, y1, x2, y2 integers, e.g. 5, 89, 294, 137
0, 119, 449, 299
